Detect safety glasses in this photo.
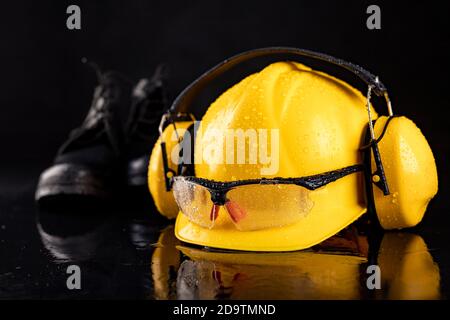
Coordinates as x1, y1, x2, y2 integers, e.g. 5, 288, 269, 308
172, 165, 363, 231
157, 111, 393, 231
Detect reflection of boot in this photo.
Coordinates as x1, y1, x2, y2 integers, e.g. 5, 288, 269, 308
128, 219, 163, 250
151, 225, 181, 300
377, 232, 440, 300
36, 209, 114, 262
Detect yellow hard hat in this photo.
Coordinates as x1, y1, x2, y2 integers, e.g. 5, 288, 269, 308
176, 60, 370, 251
148, 47, 438, 252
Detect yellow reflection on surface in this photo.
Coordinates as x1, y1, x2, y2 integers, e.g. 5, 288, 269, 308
176, 246, 366, 300
151, 225, 181, 300
377, 232, 440, 300
150, 226, 441, 300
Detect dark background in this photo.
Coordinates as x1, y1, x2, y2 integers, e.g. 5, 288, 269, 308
0, 0, 450, 299
1, 0, 449, 214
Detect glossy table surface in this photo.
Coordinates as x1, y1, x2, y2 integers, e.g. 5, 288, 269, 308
1, 166, 449, 300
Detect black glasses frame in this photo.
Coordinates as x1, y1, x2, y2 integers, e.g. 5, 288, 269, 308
172, 164, 364, 205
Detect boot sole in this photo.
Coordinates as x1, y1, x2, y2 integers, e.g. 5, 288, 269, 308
35, 164, 111, 201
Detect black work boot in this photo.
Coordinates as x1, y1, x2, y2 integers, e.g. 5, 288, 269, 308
124, 65, 168, 188
35, 70, 132, 202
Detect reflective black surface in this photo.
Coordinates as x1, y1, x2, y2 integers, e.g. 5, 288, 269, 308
1, 166, 449, 300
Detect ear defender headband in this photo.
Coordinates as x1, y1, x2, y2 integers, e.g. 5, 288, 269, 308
149, 47, 438, 231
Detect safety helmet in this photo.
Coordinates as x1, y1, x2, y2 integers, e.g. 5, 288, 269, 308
148, 47, 438, 251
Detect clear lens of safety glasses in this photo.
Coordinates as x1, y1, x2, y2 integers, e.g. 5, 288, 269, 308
172, 179, 217, 229
173, 178, 314, 231
225, 184, 314, 231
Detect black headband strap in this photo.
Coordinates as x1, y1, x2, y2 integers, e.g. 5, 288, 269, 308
170, 47, 388, 113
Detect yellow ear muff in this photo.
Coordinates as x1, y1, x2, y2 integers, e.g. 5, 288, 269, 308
148, 121, 193, 219
372, 116, 438, 229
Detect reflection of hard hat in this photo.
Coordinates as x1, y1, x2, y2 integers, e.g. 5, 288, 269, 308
177, 245, 366, 300
150, 226, 440, 299
176, 61, 372, 251
377, 232, 440, 299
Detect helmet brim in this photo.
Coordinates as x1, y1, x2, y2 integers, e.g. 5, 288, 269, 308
175, 204, 366, 252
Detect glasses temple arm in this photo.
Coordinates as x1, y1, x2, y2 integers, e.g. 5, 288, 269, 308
295, 165, 364, 190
